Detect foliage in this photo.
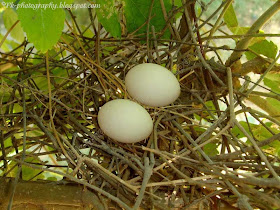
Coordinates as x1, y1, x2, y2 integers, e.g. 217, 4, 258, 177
95, 0, 122, 38
245, 39, 278, 60
1, 0, 280, 209
17, 0, 66, 53
124, 0, 172, 38
3, 8, 24, 42
264, 72, 280, 93
223, 1, 238, 28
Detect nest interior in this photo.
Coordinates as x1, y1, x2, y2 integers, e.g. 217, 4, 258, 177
1, 1, 280, 210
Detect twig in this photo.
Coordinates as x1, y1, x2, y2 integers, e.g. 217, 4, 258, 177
7, 82, 27, 210
132, 156, 155, 210
0, 20, 20, 49
151, 26, 161, 64
172, 120, 213, 163
182, 0, 225, 86
146, 0, 155, 62
206, 0, 234, 43
227, 67, 235, 122
234, 119, 280, 182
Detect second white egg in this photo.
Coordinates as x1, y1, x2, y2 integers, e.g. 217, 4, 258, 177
98, 99, 153, 143
125, 63, 180, 107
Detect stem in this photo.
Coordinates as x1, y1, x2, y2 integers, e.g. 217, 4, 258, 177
182, 0, 225, 86
7, 74, 27, 210
227, 67, 235, 122
207, 0, 233, 43
132, 156, 154, 210
226, 0, 280, 66
0, 20, 20, 48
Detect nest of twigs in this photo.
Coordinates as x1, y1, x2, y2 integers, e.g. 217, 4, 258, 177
1, 3, 280, 210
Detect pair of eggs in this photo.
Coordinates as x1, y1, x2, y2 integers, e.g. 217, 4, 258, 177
98, 63, 180, 143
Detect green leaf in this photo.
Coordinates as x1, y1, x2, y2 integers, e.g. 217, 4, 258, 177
223, 2, 238, 28
229, 26, 250, 35
172, 0, 183, 19
173, 0, 182, 7
0, 79, 13, 103
266, 98, 280, 113
80, 25, 94, 38
32, 75, 51, 91
204, 143, 219, 156
0, 33, 21, 52
272, 140, 280, 157
232, 121, 280, 143
264, 72, 280, 94
205, 100, 216, 111
201, 101, 218, 120
13, 103, 23, 113
47, 176, 58, 181
124, 0, 172, 39
194, 2, 201, 17
30, 66, 70, 92
17, 0, 65, 53
4, 137, 12, 148
52, 67, 70, 85
228, 26, 264, 45
2, 157, 45, 180
0, 35, 11, 52
22, 157, 45, 180
96, 0, 122, 38
231, 121, 247, 139
245, 39, 278, 60
3, 8, 25, 42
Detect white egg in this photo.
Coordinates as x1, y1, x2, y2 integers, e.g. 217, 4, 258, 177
125, 63, 181, 107
98, 99, 153, 143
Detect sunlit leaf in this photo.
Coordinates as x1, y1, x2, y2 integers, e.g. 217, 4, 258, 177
17, 0, 65, 52
229, 26, 250, 35
22, 157, 45, 180
3, 8, 24, 42
47, 176, 58, 181
4, 137, 12, 148
204, 143, 219, 156
1, 157, 44, 180
96, 0, 122, 38
264, 72, 280, 94
228, 27, 264, 45
245, 39, 278, 60
224, 2, 238, 28
80, 25, 94, 38
124, 0, 172, 39
231, 121, 280, 154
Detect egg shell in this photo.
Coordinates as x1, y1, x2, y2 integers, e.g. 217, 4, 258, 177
125, 63, 181, 107
98, 99, 153, 143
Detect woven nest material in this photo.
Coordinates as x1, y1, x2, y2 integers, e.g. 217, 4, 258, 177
1, 3, 280, 210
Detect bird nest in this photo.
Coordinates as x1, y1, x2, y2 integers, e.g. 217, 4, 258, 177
1, 3, 280, 210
